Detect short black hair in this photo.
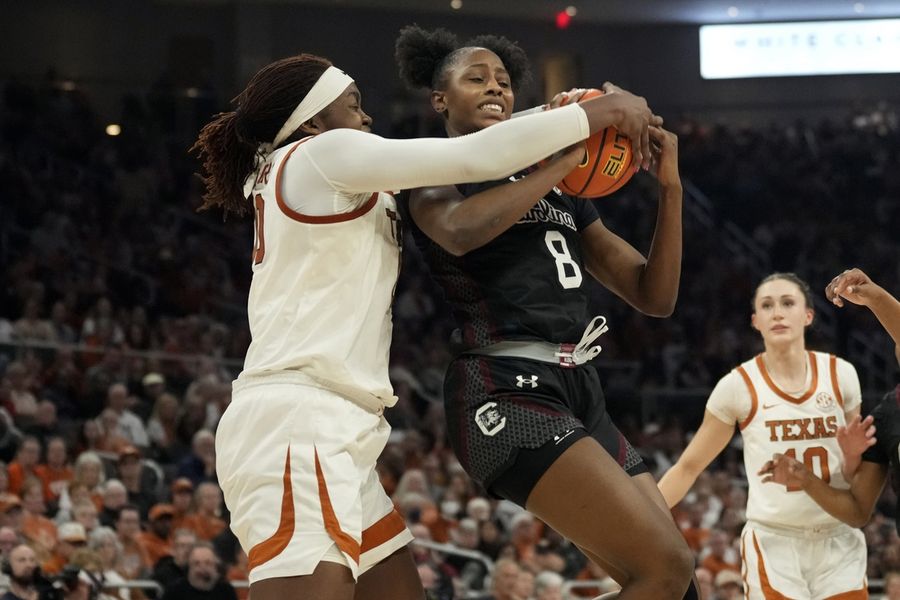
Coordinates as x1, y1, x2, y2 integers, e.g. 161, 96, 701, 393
395, 24, 532, 92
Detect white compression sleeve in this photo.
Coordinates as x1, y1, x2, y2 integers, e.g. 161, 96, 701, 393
297, 103, 590, 194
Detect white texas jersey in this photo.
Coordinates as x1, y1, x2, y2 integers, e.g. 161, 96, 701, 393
238, 138, 401, 412
708, 351, 861, 530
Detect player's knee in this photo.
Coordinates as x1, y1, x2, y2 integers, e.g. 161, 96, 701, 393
657, 542, 695, 595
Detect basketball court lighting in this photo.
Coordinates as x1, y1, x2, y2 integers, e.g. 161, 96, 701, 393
450, 0, 462, 9
727, 6, 740, 18
565, 6, 577, 17
854, 3, 865, 13
105, 124, 122, 136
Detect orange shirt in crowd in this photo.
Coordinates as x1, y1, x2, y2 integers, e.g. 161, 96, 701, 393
34, 465, 74, 502
182, 513, 226, 541
42, 552, 67, 575
119, 537, 152, 579
700, 554, 740, 579
681, 526, 711, 553
137, 531, 172, 566
7, 463, 39, 496
21, 513, 58, 557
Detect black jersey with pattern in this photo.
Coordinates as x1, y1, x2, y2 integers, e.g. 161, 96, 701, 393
401, 172, 601, 348
862, 385, 900, 533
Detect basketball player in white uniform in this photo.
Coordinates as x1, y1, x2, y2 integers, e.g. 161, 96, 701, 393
659, 273, 868, 599
193, 54, 662, 599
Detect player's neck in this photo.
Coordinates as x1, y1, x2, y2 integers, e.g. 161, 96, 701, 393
761, 345, 808, 387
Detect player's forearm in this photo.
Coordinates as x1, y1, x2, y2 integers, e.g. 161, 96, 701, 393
634, 185, 683, 317
799, 471, 872, 528
657, 463, 698, 508
841, 454, 862, 482
442, 159, 575, 255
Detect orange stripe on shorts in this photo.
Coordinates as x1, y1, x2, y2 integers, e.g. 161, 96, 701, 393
315, 449, 361, 564
361, 509, 406, 554
248, 447, 295, 571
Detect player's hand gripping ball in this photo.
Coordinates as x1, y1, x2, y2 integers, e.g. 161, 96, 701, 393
555, 88, 635, 198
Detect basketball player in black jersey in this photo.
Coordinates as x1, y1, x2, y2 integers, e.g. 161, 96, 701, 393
761, 268, 900, 533
395, 26, 697, 599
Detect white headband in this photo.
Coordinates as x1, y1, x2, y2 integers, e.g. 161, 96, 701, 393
243, 65, 354, 198
271, 65, 355, 148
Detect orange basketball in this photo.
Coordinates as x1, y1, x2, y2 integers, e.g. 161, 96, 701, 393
557, 88, 635, 198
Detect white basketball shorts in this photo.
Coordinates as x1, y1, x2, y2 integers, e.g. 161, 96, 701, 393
740, 521, 867, 599
216, 375, 413, 584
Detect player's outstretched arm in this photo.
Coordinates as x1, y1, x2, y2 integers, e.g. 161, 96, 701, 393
407, 144, 584, 256
826, 268, 900, 346
658, 410, 734, 508
759, 452, 887, 528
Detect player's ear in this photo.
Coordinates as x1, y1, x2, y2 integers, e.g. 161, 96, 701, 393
805, 308, 814, 327
298, 118, 320, 135
750, 313, 759, 331
431, 90, 447, 115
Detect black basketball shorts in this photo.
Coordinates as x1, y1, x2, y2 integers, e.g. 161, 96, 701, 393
443, 354, 647, 507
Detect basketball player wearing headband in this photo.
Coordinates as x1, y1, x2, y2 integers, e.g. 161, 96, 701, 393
394, 26, 696, 599
192, 54, 659, 599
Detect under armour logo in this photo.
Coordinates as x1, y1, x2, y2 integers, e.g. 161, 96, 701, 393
516, 375, 539, 389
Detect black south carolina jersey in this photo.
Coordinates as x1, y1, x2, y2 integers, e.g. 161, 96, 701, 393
862, 385, 900, 533
401, 173, 601, 348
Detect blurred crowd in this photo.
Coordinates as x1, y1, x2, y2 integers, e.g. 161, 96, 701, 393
1, 73, 898, 599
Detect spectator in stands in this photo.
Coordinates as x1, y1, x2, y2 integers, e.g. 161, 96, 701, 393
533, 571, 564, 600
698, 528, 739, 579
160, 542, 237, 600
22, 401, 60, 448
70, 501, 99, 535
34, 436, 72, 503
513, 569, 535, 600
714, 568, 744, 599
168, 478, 193, 531
4, 363, 38, 424
13, 299, 54, 343
71, 452, 104, 503
20, 477, 56, 557
885, 571, 900, 600
153, 528, 196, 587
88, 526, 131, 600
1, 543, 39, 600
116, 445, 157, 519
48, 301, 76, 345
139, 504, 174, 566
147, 393, 181, 462
6, 437, 40, 496
175, 430, 215, 486
182, 483, 224, 542
0, 496, 24, 534
42, 521, 87, 575
98, 480, 128, 528
104, 383, 148, 451
474, 558, 521, 600
139, 372, 166, 422
114, 504, 149, 580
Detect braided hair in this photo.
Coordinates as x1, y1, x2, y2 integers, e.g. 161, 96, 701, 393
190, 54, 331, 217
395, 24, 532, 93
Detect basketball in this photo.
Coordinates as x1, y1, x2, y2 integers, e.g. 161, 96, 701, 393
557, 88, 635, 198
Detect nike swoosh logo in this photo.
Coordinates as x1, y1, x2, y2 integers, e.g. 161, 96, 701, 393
762, 404, 779, 410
